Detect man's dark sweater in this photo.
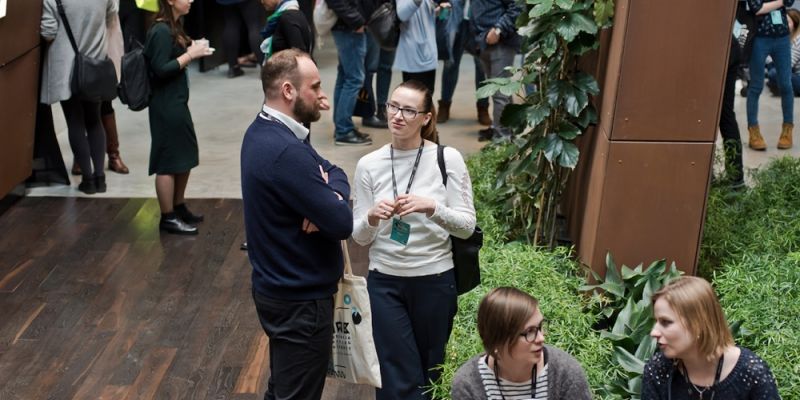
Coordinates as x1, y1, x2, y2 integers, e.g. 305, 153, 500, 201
241, 115, 353, 301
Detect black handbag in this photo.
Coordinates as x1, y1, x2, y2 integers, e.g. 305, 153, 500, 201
437, 145, 483, 295
367, 1, 400, 51
56, 0, 119, 102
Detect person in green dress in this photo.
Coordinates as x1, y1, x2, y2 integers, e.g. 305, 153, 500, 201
144, 0, 213, 235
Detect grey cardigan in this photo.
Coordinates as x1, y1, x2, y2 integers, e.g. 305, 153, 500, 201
40, 0, 118, 104
451, 345, 592, 400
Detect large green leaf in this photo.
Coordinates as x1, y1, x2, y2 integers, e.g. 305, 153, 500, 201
529, 0, 554, 19
542, 133, 563, 162
557, 141, 579, 169
635, 336, 657, 361
573, 71, 601, 95
556, 121, 580, 140
527, 104, 551, 128
501, 104, 531, 128
555, 12, 598, 42
554, 0, 574, 9
594, 0, 615, 27
541, 32, 558, 57
614, 346, 646, 374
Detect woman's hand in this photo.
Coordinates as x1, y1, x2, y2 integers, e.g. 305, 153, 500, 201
368, 199, 397, 226
395, 194, 436, 218
186, 39, 213, 60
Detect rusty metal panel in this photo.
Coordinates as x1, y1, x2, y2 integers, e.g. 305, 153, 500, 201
609, 0, 735, 142
0, 0, 42, 66
582, 140, 714, 276
0, 48, 39, 197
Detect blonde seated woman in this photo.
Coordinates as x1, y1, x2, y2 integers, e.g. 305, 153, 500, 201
451, 287, 591, 400
642, 276, 779, 399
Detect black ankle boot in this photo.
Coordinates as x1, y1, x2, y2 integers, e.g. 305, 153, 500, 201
160, 212, 198, 235
174, 203, 204, 223
95, 175, 107, 193
78, 176, 96, 195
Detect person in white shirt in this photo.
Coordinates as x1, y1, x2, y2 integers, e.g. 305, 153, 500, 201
352, 79, 477, 399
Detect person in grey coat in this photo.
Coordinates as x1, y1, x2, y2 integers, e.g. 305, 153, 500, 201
41, 0, 118, 194
451, 287, 592, 400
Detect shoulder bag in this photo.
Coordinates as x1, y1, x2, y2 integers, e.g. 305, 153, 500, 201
437, 145, 483, 295
366, 1, 400, 51
56, 0, 119, 103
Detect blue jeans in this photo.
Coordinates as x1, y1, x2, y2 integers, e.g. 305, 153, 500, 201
332, 30, 367, 137
364, 33, 395, 114
440, 19, 488, 107
747, 35, 793, 126
767, 67, 800, 96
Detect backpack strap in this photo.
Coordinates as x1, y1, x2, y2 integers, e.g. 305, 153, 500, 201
55, 0, 80, 55
437, 144, 448, 187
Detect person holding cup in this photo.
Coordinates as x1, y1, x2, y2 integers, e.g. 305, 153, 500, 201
144, 0, 213, 235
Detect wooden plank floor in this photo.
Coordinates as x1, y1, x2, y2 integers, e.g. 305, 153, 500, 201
0, 197, 374, 400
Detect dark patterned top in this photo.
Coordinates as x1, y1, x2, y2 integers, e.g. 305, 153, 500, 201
641, 347, 781, 400
746, 0, 795, 37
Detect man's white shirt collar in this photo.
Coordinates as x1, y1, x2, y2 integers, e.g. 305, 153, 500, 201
260, 104, 309, 141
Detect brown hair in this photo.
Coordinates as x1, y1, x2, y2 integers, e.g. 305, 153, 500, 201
788, 9, 800, 41
395, 80, 439, 143
156, 0, 191, 47
477, 287, 539, 358
652, 276, 734, 362
261, 49, 309, 99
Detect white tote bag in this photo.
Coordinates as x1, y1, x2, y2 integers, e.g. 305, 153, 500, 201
313, 0, 338, 37
327, 241, 382, 388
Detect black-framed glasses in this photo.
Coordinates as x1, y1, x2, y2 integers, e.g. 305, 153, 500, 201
519, 319, 548, 342
386, 103, 424, 120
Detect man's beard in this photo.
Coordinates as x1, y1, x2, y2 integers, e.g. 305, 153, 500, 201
293, 97, 321, 124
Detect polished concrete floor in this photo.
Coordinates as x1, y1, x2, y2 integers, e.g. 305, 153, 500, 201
27, 41, 799, 199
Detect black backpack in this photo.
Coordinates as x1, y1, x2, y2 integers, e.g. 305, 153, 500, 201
117, 40, 150, 111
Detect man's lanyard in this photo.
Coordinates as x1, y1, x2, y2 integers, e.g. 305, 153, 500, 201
390, 138, 425, 200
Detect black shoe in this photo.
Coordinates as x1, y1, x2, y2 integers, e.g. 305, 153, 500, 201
159, 216, 198, 235
78, 178, 96, 195
227, 66, 244, 78
174, 203, 204, 224
95, 175, 107, 193
335, 131, 373, 146
363, 115, 388, 129
240, 242, 248, 251
478, 127, 494, 142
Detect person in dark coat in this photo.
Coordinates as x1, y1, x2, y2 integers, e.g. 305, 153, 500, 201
144, 0, 212, 235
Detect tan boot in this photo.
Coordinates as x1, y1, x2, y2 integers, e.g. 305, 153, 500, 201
778, 123, 793, 149
748, 125, 767, 151
102, 112, 129, 174
437, 100, 451, 123
477, 103, 491, 126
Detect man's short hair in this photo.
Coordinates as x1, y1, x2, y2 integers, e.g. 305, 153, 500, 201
261, 49, 311, 99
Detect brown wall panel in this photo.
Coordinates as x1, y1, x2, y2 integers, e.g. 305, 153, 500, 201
0, 0, 42, 66
0, 49, 39, 196
580, 139, 713, 276
609, 0, 735, 142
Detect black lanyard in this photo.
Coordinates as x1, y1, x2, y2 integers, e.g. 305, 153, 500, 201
671, 354, 724, 400
489, 347, 547, 400
390, 138, 425, 200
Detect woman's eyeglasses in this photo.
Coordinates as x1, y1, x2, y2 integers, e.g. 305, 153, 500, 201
386, 103, 425, 120
519, 319, 548, 343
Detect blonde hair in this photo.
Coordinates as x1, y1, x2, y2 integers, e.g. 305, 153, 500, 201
477, 287, 539, 358
652, 276, 734, 362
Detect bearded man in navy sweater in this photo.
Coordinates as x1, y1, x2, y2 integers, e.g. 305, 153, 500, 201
241, 48, 352, 400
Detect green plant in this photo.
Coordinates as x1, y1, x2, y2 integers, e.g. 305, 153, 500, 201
580, 255, 682, 399
477, 0, 613, 247
713, 253, 800, 399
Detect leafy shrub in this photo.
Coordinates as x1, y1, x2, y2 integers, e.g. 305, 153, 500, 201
714, 253, 800, 399
701, 156, 800, 278
581, 256, 682, 399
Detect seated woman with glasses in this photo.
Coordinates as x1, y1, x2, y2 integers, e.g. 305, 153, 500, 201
352, 79, 476, 399
642, 276, 779, 400
451, 287, 592, 400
